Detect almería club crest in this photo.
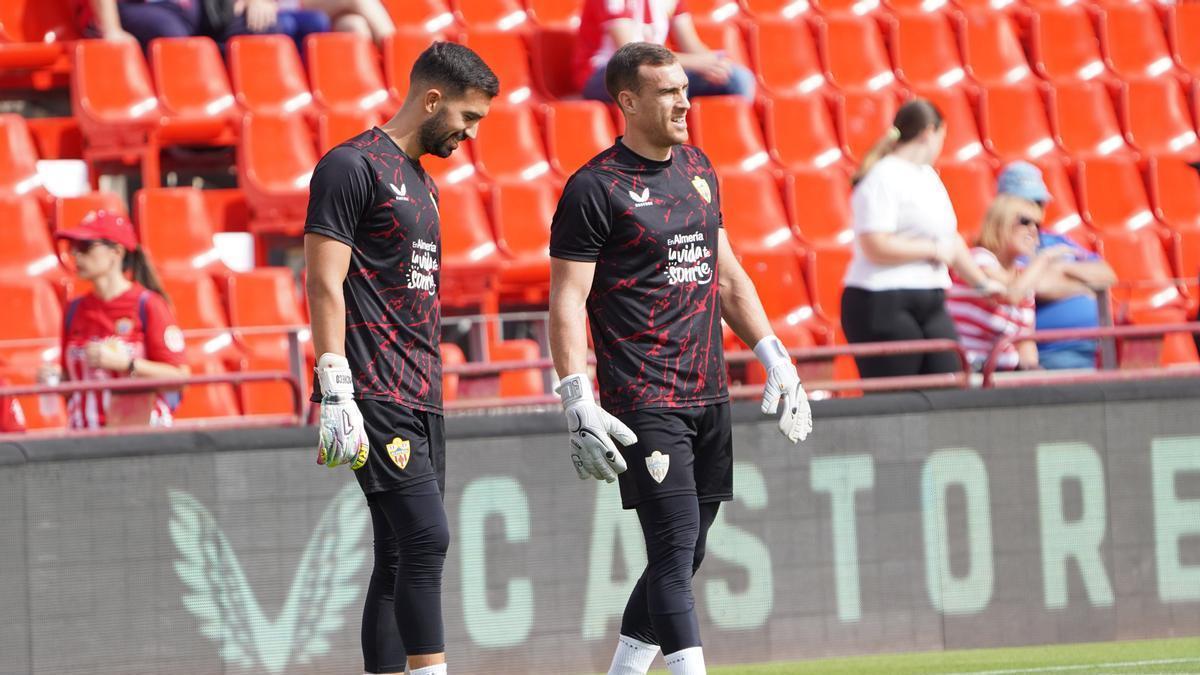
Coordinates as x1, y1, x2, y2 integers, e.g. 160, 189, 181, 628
691, 176, 711, 204
387, 437, 411, 470
646, 450, 670, 484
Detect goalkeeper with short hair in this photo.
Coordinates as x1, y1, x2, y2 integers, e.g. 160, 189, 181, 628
548, 42, 813, 675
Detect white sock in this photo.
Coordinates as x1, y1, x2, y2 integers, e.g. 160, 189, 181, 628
608, 634, 660, 675
410, 665, 447, 675
664, 646, 706, 675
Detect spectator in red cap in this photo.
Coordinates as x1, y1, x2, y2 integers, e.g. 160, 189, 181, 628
40, 211, 189, 429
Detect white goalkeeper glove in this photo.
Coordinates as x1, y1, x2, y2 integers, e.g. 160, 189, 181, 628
555, 373, 636, 483
315, 353, 370, 470
755, 336, 813, 443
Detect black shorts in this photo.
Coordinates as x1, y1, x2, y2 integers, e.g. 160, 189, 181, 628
615, 402, 733, 510
355, 400, 446, 496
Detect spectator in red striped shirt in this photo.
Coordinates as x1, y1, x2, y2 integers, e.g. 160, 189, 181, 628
946, 194, 1074, 371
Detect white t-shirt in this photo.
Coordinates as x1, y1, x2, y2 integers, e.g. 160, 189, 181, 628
843, 155, 958, 291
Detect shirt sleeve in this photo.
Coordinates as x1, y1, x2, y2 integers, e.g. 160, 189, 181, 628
549, 171, 613, 262
304, 146, 375, 247
142, 293, 187, 368
850, 169, 900, 235
1040, 232, 1099, 262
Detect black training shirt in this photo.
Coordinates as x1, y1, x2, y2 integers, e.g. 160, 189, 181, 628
550, 139, 729, 414
305, 127, 443, 414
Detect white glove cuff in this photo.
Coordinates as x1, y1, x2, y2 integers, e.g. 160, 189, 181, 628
316, 352, 355, 401
753, 336, 790, 370
556, 373, 595, 409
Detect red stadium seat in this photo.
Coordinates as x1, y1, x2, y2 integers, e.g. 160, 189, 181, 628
383, 28, 443, 102
689, 20, 751, 68
1148, 156, 1200, 281
1168, 3, 1200, 79
492, 178, 558, 301
1050, 79, 1132, 159
462, 29, 534, 105
1097, 228, 1189, 325
318, 109, 383, 154
0, 0, 76, 88
979, 83, 1060, 161
962, 11, 1033, 87
1028, 6, 1111, 84
543, 100, 615, 177
238, 113, 319, 234
55, 189, 125, 225
0, 113, 45, 199
892, 12, 968, 91
1122, 77, 1200, 159
226, 267, 308, 415
739, 249, 831, 345
441, 342, 464, 402
472, 104, 550, 181
71, 40, 162, 178
228, 35, 314, 117
491, 339, 543, 397
0, 195, 61, 282
809, 244, 853, 323
742, 0, 812, 21
149, 37, 239, 147
688, 96, 770, 173
752, 18, 826, 96
821, 14, 897, 93
1077, 156, 1157, 232
173, 356, 241, 420
306, 32, 392, 115
814, 0, 881, 15
952, 0, 1020, 12
136, 187, 226, 276
764, 93, 845, 171
885, 0, 949, 12
719, 170, 796, 253
917, 87, 986, 163
938, 159, 995, 240
526, 0, 581, 27
0, 277, 65, 429
454, 0, 529, 30
838, 89, 900, 162
785, 168, 853, 248
528, 26, 576, 99
1100, 3, 1178, 82
437, 182, 503, 309
379, 0, 456, 33
159, 270, 242, 419
683, 0, 743, 22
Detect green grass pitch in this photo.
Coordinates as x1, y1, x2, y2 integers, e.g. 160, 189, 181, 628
647, 637, 1200, 674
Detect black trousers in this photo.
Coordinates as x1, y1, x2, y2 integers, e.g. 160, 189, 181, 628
840, 286, 962, 378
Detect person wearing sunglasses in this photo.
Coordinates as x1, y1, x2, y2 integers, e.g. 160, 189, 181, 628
43, 210, 189, 429
996, 161, 1116, 370
945, 194, 1075, 371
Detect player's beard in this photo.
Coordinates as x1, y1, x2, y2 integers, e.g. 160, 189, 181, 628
418, 108, 466, 159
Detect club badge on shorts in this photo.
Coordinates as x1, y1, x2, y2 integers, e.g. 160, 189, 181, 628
646, 450, 670, 484
691, 176, 711, 204
386, 437, 411, 470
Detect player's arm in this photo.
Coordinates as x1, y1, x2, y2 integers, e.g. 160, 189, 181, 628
717, 231, 812, 443
305, 233, 350, 360
304, 148, 373, 470
549, 257, 595, 379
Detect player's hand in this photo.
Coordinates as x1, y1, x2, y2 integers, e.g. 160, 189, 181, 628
315, 353, 369, 470
241, 0, 278, 32
555, 373, 636, 483
755, 336, 813, 443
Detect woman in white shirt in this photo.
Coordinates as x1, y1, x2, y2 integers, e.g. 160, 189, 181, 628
841, 99, 1002, 378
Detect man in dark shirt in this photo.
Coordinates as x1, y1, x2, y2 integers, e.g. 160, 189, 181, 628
548, 42, 813, 675
304, 42, 498, 675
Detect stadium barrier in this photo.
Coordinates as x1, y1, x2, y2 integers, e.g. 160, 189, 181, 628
2, 379, 1199, 674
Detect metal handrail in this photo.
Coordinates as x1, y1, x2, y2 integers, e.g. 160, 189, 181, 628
980, 322, 1200, 387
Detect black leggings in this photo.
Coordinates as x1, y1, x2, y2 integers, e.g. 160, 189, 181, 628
840, 286, 962, 378
361, 482, 450, 674
620, 496, 722, 655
